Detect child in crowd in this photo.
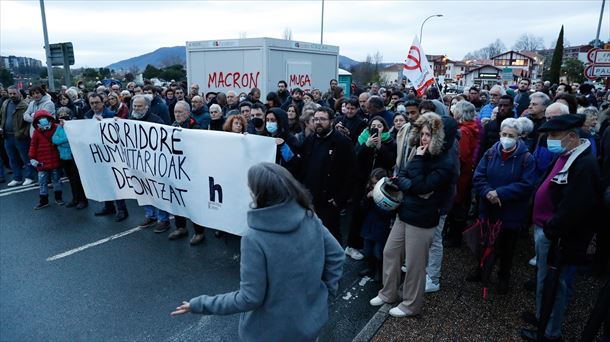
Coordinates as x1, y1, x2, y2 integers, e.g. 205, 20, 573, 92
29, 109, 62, 209
358, 168, 394, 282
52, 107, 88, 209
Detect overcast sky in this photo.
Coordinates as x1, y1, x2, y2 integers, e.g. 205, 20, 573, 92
1, 0, 609, 68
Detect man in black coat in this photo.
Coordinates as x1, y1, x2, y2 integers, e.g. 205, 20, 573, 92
299, 107, 356, 244
520, 114, 604, 342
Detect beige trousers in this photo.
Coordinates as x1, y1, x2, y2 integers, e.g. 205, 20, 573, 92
377, 216, 436, 315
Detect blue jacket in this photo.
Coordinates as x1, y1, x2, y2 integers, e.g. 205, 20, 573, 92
150, 95, 171, 124
188, 201, 344, 342
84, 106, 114, 119
473, 140, 537, 230
191, 106, 210, 129
51, 125, 72, 160
479, 103, 495, 120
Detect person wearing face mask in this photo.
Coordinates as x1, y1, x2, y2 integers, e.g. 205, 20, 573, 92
520, 114, 603, 342
1, 86, 36, 186
28, 110, 63, 210
246, 103, 267, 135
263, 108, 299, 172
468, 118, 537, 294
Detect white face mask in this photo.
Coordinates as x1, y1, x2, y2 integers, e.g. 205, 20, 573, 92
500, 137, 516, 150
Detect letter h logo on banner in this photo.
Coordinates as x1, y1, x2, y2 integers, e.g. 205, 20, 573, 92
403, 35, 435, 97
208, 176, 223, 209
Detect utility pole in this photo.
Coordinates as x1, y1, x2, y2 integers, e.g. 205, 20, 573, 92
320, 0, 324, 44
39, 0, 55, 91
594, 0, 606, 47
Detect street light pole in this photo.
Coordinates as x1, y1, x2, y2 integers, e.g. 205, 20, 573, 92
419, 14, 443, 45
594, 0, 606, 48
39, 0, 55, 91
320, 0, 325, 44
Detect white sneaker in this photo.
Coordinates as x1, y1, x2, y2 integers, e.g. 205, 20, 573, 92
7, 180, 22, 187
528, 256, 537, 267
369, 296, 385, 306
345, 247, 364, 261
22, 178, 35, 186
389, 307, 409, 317
425, 275, 440, 293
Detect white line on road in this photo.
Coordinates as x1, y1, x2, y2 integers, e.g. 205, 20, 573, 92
0, 178, 69, 197
46, 226, 143, 261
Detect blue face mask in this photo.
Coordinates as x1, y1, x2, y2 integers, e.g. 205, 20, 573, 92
266, 122, 278, 134
547, 136, 566, 154
38, 117, 51, 130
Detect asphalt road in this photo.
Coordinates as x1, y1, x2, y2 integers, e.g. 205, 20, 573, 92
0, 179, 379, 341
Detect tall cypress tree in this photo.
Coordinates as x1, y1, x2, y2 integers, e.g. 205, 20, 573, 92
548, 26, 564, 84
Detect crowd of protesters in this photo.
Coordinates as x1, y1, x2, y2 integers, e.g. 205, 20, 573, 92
0, 75, 609, 341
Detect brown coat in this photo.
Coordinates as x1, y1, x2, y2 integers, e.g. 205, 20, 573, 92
0, 98, 29, 139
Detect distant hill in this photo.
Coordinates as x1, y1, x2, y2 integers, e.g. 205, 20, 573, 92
107, 45, 361, 72
107, 46, 186, 72
339, 55, 359, 69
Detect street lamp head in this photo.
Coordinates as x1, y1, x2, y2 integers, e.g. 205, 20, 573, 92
435, 14, 443, 17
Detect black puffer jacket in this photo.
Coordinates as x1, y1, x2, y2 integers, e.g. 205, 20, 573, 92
395, 113, 456, 228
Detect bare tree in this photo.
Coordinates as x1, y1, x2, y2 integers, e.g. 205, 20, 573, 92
129, 65, 140, 75
464, 39, 506, 60
513, 33, 545, 51
283, 27, 292, 40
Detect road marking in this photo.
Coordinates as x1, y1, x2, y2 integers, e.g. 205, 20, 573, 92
46, 226, 143, 261
0, 178, 69, 197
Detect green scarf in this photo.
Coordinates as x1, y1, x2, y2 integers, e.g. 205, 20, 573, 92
358, 129, 392, 146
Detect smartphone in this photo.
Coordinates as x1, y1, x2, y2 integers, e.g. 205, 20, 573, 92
370, 127, 379, 136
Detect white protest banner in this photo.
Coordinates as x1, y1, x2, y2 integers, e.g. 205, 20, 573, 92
64, 119, 277, 236
403, 35, 435, 96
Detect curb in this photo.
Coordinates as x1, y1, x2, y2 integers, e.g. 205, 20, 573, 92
352, 304, 391, 342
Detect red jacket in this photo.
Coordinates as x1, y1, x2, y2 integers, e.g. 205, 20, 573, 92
28, 110, 61, 171
456, 120, 480, 204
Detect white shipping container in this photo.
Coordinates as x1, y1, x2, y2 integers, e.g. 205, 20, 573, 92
186, 37, 339, 96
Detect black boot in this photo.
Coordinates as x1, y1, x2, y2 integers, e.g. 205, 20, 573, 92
359, 256, 375, 277
373, 258, 383, 283
35, 195, 49, 210
54, 191, 64, 206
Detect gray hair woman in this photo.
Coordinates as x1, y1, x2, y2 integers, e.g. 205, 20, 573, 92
452, 100, 477, 123
172, 162, 345, 341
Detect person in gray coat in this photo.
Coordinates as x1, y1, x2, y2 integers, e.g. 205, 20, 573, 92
172, 162, 345, 342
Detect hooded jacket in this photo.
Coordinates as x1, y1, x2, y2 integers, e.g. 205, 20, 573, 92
473, 139, 537, 230
395, 113, 456, 228
23, 93, 55, 137
28, 110, 61, 170
188, 201, 344, 342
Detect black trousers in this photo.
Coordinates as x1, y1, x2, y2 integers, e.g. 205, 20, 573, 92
174, 215, 205, 235
346, 201, 364, 249
61, 159, 86, 203
494, 228, 519, 282
315, 200, 342, 245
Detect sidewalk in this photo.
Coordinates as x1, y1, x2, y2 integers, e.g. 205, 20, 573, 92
358, 236, 606, 341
